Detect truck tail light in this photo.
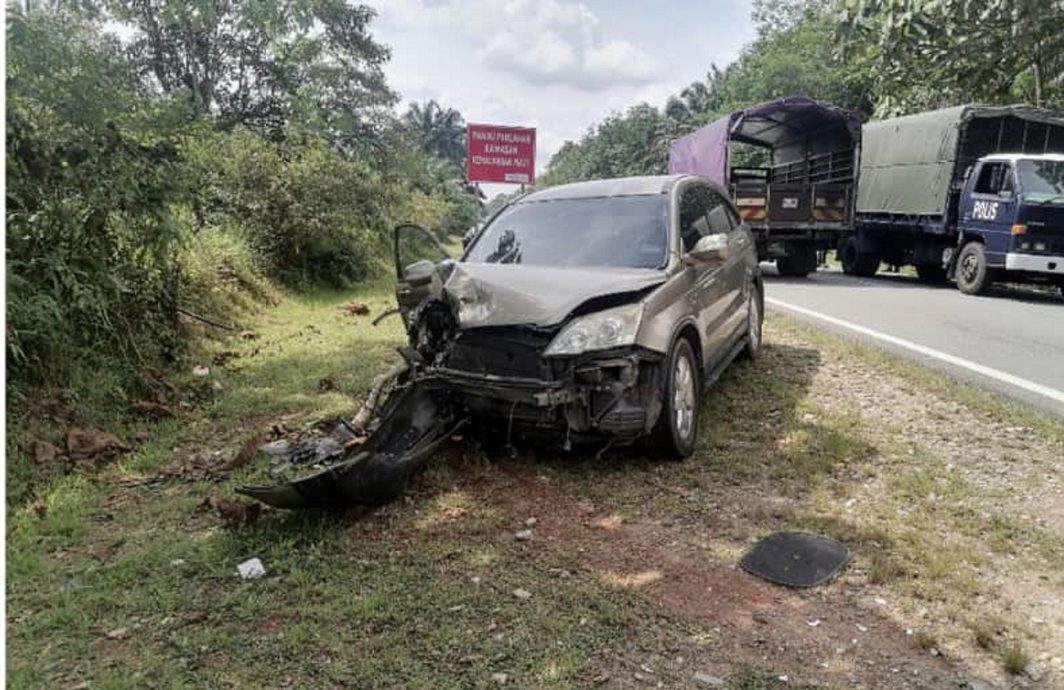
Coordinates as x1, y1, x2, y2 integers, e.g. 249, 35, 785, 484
1010, 224, 1027, 235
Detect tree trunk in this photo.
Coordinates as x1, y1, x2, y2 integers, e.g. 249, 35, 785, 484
1033, 56, 1043, 107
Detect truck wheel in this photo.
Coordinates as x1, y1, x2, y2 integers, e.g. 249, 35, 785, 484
651, 337, 699, 460
776, 247, 817, 277
915, 264, 948, 284
840, 237, 880, 277
955, 241, 994, 295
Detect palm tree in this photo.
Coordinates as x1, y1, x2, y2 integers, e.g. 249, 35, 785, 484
678, 65, 724, 116
403, 100, 466, 168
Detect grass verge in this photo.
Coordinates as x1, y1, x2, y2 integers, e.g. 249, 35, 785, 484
7, 288, 1061, 688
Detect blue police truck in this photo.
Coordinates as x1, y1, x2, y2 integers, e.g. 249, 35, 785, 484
839, 105, 1064, 294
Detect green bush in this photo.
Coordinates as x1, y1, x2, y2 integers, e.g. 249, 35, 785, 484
6, 8, 186, 389
183, 128, 393, 287
178, 218, 278, 324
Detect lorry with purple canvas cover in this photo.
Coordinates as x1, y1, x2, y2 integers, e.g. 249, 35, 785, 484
669, 96, 861, 276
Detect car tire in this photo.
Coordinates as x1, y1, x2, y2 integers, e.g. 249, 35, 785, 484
776, 247, 816, 277
840, 236, 880, 277
742, 283, 763, 360
651, 337, 699, 460
915, 263, 948, 284
955, 241, 994, 295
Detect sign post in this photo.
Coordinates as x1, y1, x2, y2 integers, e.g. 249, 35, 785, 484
466, 124, 536, 186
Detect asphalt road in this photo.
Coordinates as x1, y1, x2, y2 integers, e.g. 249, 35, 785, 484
762, 265, 1064, 418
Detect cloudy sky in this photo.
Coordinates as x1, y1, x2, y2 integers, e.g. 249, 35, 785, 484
369, 0, 756, 189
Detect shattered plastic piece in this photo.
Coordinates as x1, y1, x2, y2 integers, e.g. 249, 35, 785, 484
238, 385, 462, 509
514, 530, 533, 541
512, 588, 532, 600
739, 531, 849, 587
237, 557, 266, 580
192, 364, 210, 377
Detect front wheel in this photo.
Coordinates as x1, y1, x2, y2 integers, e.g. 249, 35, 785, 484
955, 242, 994, 295
651, 337, 700, 460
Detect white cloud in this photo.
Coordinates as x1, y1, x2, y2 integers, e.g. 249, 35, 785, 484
368, 0, 756, 188
377, 0, 661, 90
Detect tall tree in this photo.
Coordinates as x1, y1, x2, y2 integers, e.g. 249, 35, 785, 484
104, 0, 397, 144
714, 3, 874, 117
402, 100, 466, 168
839, 0, 1064, 113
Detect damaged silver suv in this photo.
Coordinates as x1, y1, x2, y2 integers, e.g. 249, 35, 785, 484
397, 174, 763, 458
239, 175, 763, 510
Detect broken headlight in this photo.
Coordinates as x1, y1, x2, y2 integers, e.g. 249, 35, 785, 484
544, 303, 643, 356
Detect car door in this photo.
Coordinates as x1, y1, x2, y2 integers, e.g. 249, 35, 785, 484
677, 182, 731, 368
706, 191, 752, 343
393, 223, 450, 327
961, 161, 1018, 267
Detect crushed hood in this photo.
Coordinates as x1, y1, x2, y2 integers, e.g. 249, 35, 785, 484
443, 263, 667, 328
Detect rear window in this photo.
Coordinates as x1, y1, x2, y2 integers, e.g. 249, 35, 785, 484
464, 194, 668, 269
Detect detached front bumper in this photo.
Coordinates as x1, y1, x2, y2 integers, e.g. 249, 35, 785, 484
425, 351, 665, 440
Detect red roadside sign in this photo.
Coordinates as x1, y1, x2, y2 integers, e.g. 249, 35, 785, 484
466, 123, 536, 185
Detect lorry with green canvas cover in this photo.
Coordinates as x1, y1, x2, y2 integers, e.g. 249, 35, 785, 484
841, 104, 1064, 292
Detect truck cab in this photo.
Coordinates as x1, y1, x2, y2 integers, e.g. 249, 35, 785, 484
954, 153, 1064, 294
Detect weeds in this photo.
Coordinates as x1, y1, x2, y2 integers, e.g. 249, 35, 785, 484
1001, 642, 1030, 675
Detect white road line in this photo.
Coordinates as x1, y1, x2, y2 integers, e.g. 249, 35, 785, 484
766, 297, 1064, 407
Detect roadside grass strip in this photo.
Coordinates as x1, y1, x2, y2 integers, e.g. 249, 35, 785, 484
7, 290, 1062, 688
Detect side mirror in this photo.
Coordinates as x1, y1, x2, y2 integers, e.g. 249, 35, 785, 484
684, 234, 729, 265
402, 259, 436, 287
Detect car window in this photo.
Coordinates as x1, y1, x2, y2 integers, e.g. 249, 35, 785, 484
679, 184, 734, 251
679, 184, 713, 251
464, 194, 668, 269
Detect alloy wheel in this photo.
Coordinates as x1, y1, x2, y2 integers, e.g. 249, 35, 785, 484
673, 352, 695, 442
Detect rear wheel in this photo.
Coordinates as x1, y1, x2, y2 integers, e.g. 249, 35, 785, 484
840, 236, 880, 277
652, 337, 699, 460
742, 284, 763, 360
776, 246, 817, 277
915, 263, 948, 284
955, 241, 994, 295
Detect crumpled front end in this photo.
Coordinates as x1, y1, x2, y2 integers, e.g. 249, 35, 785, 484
430, 324, 666, 444
238, 261, 668, 510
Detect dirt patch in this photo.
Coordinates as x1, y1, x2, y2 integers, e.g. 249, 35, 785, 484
457, 465, 960, 689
